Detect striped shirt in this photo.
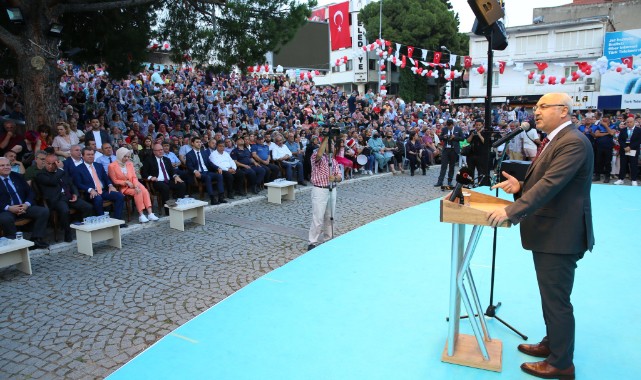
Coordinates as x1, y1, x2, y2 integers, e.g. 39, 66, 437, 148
310, 150, 341, 188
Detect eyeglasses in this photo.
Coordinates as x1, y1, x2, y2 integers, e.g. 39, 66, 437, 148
533, 104, 567, 112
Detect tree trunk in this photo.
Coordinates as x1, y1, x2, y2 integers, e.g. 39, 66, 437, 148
17, 55, 62, 131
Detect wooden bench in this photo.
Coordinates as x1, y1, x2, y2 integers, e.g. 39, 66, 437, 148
0, 239, 35, 275
166, 200, 208, 231
264, 180, 297, 204
69, 218, 124, 256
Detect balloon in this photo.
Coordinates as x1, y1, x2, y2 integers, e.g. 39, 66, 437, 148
315, 70, 320, 75
540, 74, 545, 80
539, 77, 545, 84
528, 72, 534, 80
616, 66, 623, 73
477, 66, 485, 74
548, 76, 556, 85
560, 77, 566, 84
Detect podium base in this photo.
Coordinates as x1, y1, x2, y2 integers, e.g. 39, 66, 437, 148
441, 334, 503, 372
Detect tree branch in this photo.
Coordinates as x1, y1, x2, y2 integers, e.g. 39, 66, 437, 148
51, 0, 158, 16
0, 25, 23, 54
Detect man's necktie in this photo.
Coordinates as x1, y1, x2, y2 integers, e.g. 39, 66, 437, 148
196, 151, 205, 172
159, 158, 169, 182
534, 137, 550, 162
109, 156, 112, 163
4, 178, 21, 205
90, 165, 103, 194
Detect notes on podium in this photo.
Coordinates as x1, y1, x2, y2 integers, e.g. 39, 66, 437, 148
440, 189, 512, 372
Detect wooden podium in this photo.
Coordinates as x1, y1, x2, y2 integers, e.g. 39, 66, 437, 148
440, 189, 512, 372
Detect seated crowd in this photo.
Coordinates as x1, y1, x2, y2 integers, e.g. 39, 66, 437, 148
0, 65, 639, 247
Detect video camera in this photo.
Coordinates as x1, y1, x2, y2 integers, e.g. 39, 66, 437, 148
321, 123, 344, 137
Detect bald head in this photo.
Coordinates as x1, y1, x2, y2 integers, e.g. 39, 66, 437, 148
534, 93, 573, 134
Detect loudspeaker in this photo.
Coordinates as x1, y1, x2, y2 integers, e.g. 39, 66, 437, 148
468, 0, 505, 26
500, 160, 530, 182
472, 19, 508, 51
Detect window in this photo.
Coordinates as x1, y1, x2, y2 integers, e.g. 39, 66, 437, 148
556, 29, 599, 51
564, 65, 583, 82
528, 69, 545, 84
515, 34, 548, 55
332, 65, 340, 73
346, 60, 353, 71
368, 59, 377, 71
482, 71, 500, 87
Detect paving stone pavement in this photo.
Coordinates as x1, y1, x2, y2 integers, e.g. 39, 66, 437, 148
0, 167, 453, 380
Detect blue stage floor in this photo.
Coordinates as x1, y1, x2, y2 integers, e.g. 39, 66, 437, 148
108, 185, 641, 380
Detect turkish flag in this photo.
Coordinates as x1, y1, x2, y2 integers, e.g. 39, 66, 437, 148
464, 56, 472, 68
329, 2, 351, 51
622, 56, 633, 69
433, 52, 442, 64
309, 8, 326, 22
498, 61, 506, 74
407, 46, 415, 59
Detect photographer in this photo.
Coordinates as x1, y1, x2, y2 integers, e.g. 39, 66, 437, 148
465, 118, 487, 182
308, 129, 342, 251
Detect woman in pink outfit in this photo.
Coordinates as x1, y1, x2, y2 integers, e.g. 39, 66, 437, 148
108, 147, 159, 223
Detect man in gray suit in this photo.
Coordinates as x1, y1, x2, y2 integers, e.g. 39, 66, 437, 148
487, 92, 594, 380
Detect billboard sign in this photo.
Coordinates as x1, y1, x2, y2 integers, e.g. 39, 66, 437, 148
602, 29, 641, 108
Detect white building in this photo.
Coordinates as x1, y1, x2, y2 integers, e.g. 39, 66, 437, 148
461, 18, 608, 109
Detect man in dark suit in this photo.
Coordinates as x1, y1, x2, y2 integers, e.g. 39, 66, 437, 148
185, 136, 226, 205
83, 118, 112, 154
435, 119, 464, 187
63, 144, 84, 176
0, 157, 49, 249
141, 144, 186, 211
488, 93, 594, 379
36, 154, 93, 242
72, 147, 126, 226
614, 116, 641, 186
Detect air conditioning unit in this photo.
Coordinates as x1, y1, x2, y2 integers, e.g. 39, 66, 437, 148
584, 84, 595, 92
459, 88, 469, 97
585, 77, 595, 85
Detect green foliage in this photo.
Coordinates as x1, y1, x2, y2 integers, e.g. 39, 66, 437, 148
359, 0, 469, 102
157, 0, 317, 68
59, 6, 155, 79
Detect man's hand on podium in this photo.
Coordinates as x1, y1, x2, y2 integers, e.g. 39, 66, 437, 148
487, 171, 520, 227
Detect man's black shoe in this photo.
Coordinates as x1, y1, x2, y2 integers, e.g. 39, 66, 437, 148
120, 224, 128, 228
31, 239, 49, 250
165, 198, 177, 207
218, 194, 228, 203
307, 244, 316, 251
298, 181, 308, 186
603, 178, 610, 183
592, 174, 601, 182
434, 183, 443, 187
210, 196, 219, 205
422, 169, 427, 175
64, 231, 73, 243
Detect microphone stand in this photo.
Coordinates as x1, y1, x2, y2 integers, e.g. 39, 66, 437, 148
485, 148, 528, 340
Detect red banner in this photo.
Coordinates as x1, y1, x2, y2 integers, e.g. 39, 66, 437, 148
309, 8, 326, 22
498, 61, 506, 74
407, 46, 414, 59
433, 52, 442, 64
329, 2, 351, 51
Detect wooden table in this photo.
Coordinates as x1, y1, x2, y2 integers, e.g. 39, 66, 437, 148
69, 218, 124, 257
0, 239, 34, 275
264, 180, 297, 204
166, 200, 208, 231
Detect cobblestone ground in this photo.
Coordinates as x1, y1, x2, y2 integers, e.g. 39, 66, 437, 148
0, 167, 451, 380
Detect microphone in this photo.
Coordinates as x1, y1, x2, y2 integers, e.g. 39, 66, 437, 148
492, 123, 532, 148
449, 167, 474, 203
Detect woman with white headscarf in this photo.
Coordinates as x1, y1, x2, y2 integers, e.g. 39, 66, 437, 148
108, 147, 158, 223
